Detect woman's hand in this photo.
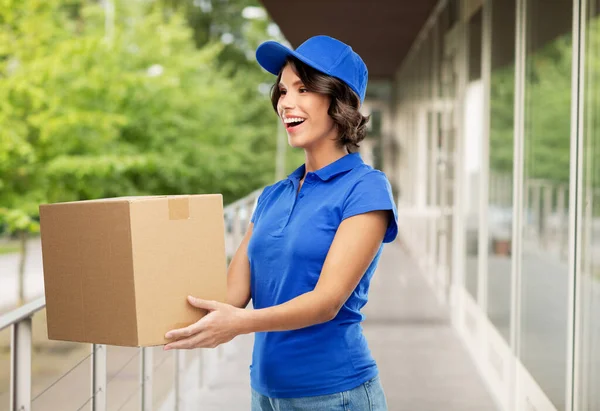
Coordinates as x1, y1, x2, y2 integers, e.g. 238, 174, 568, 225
163, 296, 245, 350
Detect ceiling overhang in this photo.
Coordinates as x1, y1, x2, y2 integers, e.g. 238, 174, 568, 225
258, 0, 439, 80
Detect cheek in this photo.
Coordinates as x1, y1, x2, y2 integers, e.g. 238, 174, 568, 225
317, 113, 335, 132
312, 104, 332, 127
326, 115, 335, 130
318, 103, 334, 130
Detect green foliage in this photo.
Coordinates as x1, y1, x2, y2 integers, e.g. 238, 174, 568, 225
157, 0, 275, 74
0, 0, 285, 235
489, 65, 515, 175
584, 18, 600, 216
524, 34, 572, 183
489, 32, 573, 184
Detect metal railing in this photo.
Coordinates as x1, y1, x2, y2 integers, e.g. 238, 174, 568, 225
0, 189, 262, 411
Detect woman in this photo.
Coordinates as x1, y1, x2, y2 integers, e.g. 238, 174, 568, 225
164, 35, 398, 410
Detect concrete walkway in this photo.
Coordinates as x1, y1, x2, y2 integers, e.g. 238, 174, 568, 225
186, 242, 499, 410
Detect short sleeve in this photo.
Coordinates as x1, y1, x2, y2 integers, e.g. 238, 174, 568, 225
342, 171, 398, 243
250, 184, 273, 225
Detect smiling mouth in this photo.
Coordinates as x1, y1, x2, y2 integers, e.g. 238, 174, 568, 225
283, 118, 306, 130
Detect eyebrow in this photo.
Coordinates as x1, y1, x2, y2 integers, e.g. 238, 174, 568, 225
278, 80, 304, 88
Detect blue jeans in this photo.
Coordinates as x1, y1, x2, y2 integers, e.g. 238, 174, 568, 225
251, 376, 388, 411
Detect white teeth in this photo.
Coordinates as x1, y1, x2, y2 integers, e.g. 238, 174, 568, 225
283, 117, 305, 124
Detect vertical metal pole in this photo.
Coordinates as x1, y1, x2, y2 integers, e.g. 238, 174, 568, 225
567, 0, 586, 409
92, 344, 106, 411
174, 350, 186, 411
510, 0, 527, 409
479, 0, 492, 315
430, 17, 440, 275
451, 7, 469, 309
173, 350, 180, 411
10, 318, 32, 411
140, 347, 153, 411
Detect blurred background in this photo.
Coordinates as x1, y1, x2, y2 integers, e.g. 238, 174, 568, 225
0, 0, 309, 311
3, 0, 600, 410
0, 1, 303, 409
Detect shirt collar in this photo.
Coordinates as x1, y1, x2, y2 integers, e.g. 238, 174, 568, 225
287, 153, 364, 182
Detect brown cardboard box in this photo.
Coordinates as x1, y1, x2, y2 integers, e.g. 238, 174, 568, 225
39, 194, 227, 347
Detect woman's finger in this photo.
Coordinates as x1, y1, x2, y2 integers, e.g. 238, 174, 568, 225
164, 332, 203, 350
164, 336, 192, 350
164, 333, 216, 350
187, 296, 218, 310
165, 318, 205, 340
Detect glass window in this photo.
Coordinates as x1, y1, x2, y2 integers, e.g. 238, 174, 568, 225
487, 0, 516, 343
520, 0, 573, 408
464, 9, 483, 300
448, 0, 460, 27
427, 111, 435, 207
578, 0, 600, 408
370, 109, 383, 171
437, 7, 449, 99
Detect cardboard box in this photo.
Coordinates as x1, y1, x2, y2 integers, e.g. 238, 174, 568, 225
39, 194, 227, 347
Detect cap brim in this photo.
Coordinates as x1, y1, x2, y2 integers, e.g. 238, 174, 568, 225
255, 41, 330, 77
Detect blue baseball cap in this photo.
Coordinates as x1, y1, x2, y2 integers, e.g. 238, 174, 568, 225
256, 35, 368, 104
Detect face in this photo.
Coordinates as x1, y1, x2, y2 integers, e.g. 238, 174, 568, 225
277, 64, 337, 150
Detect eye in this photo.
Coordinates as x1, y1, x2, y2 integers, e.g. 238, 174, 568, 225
299, 88, 308, 93
279, 89, 287, 95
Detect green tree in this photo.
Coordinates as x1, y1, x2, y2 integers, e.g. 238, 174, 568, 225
0, 0, 287, 304
489, 33, 573, 184
157, 0, 279, 74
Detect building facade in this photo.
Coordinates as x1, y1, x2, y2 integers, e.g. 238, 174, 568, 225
259, 0, 600, 410
388, 1, 600, 410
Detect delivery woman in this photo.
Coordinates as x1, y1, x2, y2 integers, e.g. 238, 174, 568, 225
164, 35, 398, 411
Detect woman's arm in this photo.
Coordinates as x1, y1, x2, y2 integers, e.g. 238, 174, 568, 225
163, 210, 390, 350
225, 223, 254, 309
236, 210, 389, 333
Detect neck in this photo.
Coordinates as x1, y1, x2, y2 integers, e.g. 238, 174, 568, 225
303, 144, 349, 174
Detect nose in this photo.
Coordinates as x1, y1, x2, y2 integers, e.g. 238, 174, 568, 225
278, 91, 296, 115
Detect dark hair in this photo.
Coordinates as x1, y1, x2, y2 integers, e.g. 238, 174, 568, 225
270, 57, 370, 153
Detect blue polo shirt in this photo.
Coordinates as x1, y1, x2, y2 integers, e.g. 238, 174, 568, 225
247, 152, 398, 398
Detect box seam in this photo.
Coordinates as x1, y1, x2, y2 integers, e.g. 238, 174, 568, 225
127, 202, 140, 346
